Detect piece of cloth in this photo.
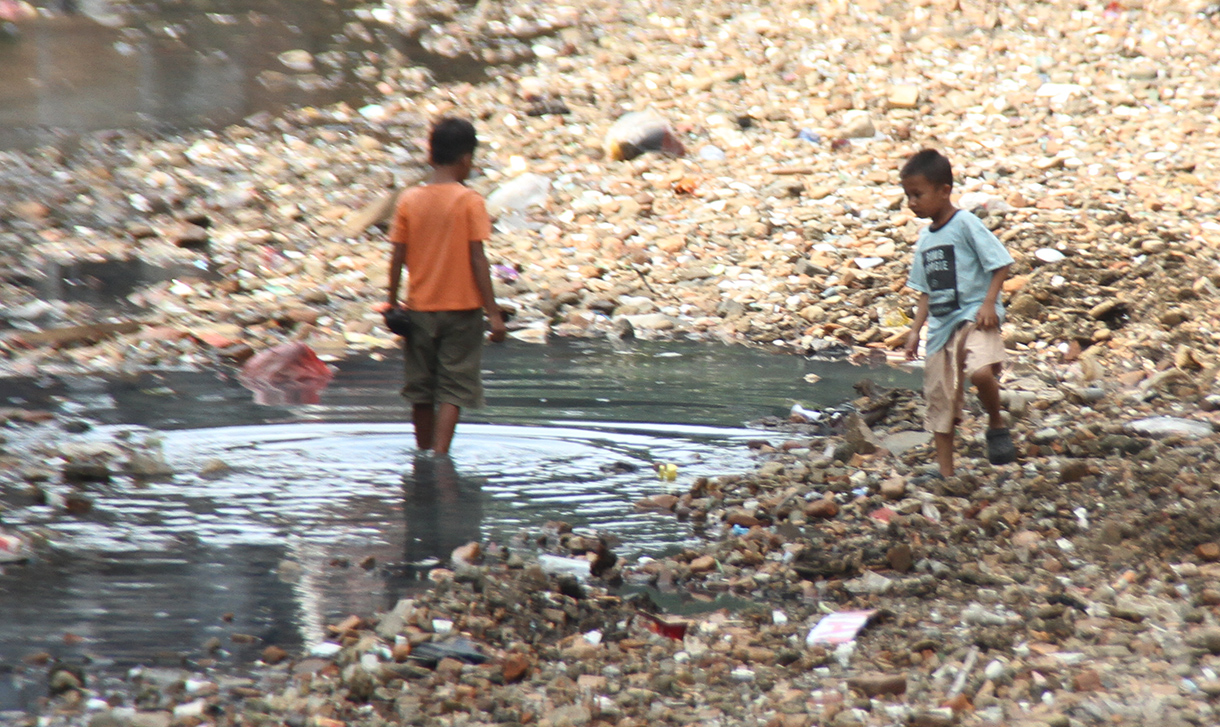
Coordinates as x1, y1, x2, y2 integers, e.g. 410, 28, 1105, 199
923, 322, 1006, 434
906, 210, 1014, 355
389, 183, 492, 311
400, 309, 486, 409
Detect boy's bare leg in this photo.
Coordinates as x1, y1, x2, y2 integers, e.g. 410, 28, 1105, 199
934, 432, 955, 478
432, 402, 462, 455
413, 403, 435, 450
970, 363, 1005, 429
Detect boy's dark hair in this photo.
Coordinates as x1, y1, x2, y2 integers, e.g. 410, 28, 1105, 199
900, 149, 953, 187
429, 117, 478, 165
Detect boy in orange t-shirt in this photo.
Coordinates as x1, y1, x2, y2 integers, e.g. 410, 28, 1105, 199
386, 118, 506, 455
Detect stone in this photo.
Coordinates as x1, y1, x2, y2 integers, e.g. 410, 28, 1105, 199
887, 544, 913, 573
1197, 543, 1220, 562
838, 111, 875, 139
1072, 669, 1102, 691
1008, 294, 1043, 317
804, 497, 839, 519
844, 413, 881, 455
888, 85, 920, 109
502, 654, 531, 683
689, 555, 717, 573
879, 430, 931, 455
879, 476, 906, 500
1126, 417, 1213, 440
846, 674, 906, 697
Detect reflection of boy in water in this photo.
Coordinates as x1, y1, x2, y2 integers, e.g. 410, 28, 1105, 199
398, 455, 483, 580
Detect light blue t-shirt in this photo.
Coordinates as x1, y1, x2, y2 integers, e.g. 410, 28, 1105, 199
906, 210, 1014, 355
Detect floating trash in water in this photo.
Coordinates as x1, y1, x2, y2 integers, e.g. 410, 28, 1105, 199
238, 342, 335, 406
0, 531, 30, 563
655, 462, 678, 481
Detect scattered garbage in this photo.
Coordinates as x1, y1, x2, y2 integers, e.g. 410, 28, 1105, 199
0, 531, 30, 564
485, 172, 551, 218
407, 637, 488, 666
603, 110, 686, 161
238, 342, 335, 405
805, 610, 878, 646
1126, 416, 1214, 440
537, 553, 592, 580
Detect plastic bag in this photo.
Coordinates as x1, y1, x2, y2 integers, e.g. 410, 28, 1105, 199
604, 111, 686, 161
238, 342, 334, 405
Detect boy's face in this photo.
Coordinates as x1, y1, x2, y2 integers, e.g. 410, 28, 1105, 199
901, 174, 953, 220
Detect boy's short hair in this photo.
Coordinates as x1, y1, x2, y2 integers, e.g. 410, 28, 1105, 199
900, 149, 953, 187
429, 117, 478, 165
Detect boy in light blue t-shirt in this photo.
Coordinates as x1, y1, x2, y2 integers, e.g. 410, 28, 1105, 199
901, 149, 1016, 478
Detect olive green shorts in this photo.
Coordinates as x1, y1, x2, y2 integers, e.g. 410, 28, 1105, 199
400, 309, 485, 410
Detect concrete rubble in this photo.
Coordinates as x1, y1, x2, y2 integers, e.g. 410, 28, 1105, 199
3, 0, 1220, 724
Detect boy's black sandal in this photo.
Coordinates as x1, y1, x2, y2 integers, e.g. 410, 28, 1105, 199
986, 427, 1017, 465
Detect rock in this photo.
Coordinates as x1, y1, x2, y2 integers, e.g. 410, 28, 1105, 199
502, 654, 531, 683
887, 544, 913, 573
1059, 461, 1090, 484
839, 111, 875, 139
635, 494, 679, 510
1008, 294, 1043, 318
1072, 669, 1102, 691
486, 173, 551, 218
846, 673, 907, 697
261, 645, 288, 664
1197, 543, 1220, 562
171, 223, 210, 250
879, 476, 906, 500
622, 313, 674, 331
1126, 416, 1213, 440
888, 85, 920, 109
879, 430, 931, 455
1187, 627, 1220, 654
278, 49, 314, 71
844, 412, 881, 455
62, 462, 111, 483
804, 497, 839, 519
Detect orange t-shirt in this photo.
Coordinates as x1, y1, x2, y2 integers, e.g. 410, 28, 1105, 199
389, 183, 492, 311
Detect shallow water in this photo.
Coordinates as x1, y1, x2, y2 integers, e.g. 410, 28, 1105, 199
0, 0, 405, 149
0, 340, 919, 711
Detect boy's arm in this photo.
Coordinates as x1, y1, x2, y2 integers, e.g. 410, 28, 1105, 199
387, 242, 407, 307
975, 264, 1010, 330
905, 293, 929, 360
469, 239, 507, 342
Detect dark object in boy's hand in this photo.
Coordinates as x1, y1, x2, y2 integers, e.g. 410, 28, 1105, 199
383, 307, 411, 339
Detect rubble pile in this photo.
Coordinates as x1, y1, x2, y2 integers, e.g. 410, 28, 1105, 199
0, 0, 1217, 382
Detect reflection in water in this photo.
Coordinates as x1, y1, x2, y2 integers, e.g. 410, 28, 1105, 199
0, 0, 380, 148
0, 341, 922, 710
394, 455, 484, 588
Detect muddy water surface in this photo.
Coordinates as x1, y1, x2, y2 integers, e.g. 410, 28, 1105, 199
0, 340, 919, 712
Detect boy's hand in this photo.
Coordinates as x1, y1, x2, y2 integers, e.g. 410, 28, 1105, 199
903, 331, 920, 360
487, 312, 507, 343
975, 305, 999, 331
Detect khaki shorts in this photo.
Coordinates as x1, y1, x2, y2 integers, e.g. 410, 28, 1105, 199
401, 309, 486, 410
923, 322, 1005, 434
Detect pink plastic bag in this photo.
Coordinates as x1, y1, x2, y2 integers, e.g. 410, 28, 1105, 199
238, 342, 334, 405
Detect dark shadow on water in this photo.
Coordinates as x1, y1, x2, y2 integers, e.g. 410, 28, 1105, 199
388, 454, 484, 594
